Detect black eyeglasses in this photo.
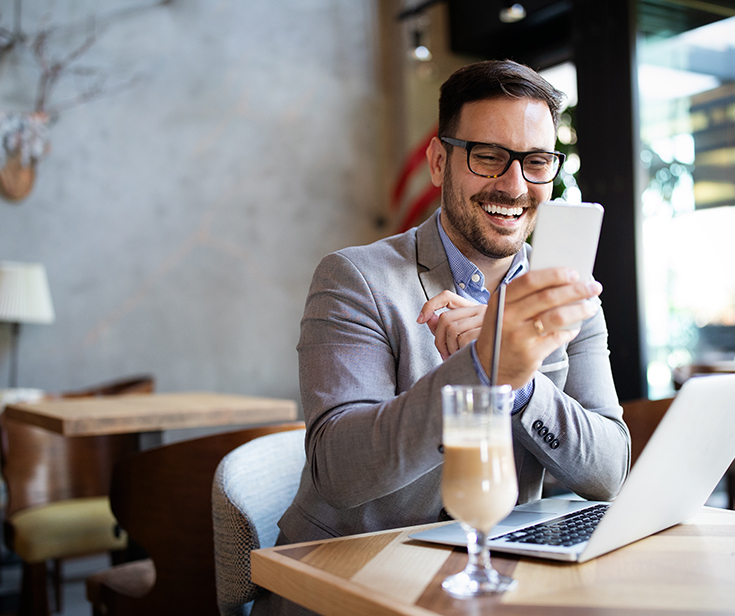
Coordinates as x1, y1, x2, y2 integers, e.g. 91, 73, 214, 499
440, 137, 565, 185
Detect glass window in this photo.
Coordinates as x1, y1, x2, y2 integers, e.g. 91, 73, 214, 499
540, 62, 581, 203
637, 12, 735, 398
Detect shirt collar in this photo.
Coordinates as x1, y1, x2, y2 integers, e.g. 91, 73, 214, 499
436, 209, 528, 304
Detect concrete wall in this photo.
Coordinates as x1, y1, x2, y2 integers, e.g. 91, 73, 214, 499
0, 0, 385, 414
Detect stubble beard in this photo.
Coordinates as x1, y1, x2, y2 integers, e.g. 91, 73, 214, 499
441, 158, 538, 260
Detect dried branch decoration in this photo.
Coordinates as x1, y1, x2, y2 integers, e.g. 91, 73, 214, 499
0, 0, 172, 202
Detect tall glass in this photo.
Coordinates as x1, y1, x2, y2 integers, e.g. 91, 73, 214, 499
441, 384, 518, 597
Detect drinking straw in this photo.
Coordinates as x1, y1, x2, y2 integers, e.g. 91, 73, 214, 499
490, 283, 506, 387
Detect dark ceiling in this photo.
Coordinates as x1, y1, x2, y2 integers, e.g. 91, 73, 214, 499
445, 0, 735, 70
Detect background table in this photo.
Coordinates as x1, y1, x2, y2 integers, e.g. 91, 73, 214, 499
4, 391, 298, 437
252, 506, 735, 616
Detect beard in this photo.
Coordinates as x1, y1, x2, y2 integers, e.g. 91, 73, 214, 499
441, 158, 539, 260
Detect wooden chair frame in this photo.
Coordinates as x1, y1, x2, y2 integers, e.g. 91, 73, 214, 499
1, 375, 153, 616
86, 421, 305, 616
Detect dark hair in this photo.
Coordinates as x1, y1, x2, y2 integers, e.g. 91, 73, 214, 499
438, 60, 564, 138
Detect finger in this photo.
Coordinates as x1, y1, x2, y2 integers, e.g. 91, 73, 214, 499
492, 324, 580, 390
456, 326, 483, 352
476, 275, 598, 389
434, 320, 450, 360
434, 311, 459, 359
425, 313, 440, 336
505, 267, 579, 304
510, 278, 603, 323
444, 315, 485, 355
435, 307, 486, 358
417, 290, 475, 324
529, 281, 602, 318
532, 297, 600, 334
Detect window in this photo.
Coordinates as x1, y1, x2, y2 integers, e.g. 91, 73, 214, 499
637, 13, 735, 397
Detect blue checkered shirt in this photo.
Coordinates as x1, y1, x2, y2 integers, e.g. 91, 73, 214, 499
436, 211, 535, 413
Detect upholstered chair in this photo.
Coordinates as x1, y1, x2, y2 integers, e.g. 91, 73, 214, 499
212, 428, 307, 615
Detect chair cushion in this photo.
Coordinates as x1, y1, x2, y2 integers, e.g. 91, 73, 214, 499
8, 496, 127, 562
86, 558, 156, 605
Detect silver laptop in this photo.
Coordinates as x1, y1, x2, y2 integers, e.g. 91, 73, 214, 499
411, 373, 735, 563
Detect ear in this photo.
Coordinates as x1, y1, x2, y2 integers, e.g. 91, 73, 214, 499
426, 136, 447, 188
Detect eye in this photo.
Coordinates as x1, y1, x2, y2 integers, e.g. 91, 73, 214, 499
471, 147, 507, 166
525, 154, 555, 168
475, 153, 502, 163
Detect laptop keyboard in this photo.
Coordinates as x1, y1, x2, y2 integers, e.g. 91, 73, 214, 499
497, 503, 610, 547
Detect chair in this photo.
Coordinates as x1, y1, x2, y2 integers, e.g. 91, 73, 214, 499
0, 374, 154, 616
212, 427, 307, 616
672, 361, 735, 390
85, 422, 305, 616
621, 396, 674, 468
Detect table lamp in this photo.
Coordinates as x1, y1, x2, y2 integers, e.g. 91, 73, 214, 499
0, 261, 55, 388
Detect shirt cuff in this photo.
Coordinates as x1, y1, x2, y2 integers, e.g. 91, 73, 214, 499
470, 341, 535, 415
511, 379, 534, 414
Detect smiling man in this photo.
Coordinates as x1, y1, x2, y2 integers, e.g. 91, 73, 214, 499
252, 60, 631, 616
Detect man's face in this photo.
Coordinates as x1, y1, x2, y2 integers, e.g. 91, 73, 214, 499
429, 97, 556, 262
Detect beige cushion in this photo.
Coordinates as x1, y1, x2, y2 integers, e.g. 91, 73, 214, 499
8, 496, 127, 562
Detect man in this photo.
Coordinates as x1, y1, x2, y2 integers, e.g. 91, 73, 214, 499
253, 59, 630, 615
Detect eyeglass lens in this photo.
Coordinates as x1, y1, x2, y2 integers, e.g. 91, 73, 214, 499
469, 144, 561, 183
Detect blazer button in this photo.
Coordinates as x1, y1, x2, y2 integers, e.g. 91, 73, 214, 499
532, 420, 543, 431
438, 444, 444, 454
544, 433, 555, 443
550, 439, 560, 449
539, 427, 549, 437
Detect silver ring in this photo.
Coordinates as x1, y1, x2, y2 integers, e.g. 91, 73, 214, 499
533, 318, 546, 336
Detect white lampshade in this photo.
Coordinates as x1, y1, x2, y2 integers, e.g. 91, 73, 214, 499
0, 261, 55, 324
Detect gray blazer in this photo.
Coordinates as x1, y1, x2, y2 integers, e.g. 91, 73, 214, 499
279, 211, 630, 543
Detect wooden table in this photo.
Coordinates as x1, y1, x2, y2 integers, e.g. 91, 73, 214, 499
252, 506, 735, 615
3, 392, 298, 436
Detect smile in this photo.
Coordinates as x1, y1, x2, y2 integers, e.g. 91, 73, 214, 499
482, 204, 524, 218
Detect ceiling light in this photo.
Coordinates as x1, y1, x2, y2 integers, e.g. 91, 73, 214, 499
499, 4, 526, 23
409, 28, 433, 62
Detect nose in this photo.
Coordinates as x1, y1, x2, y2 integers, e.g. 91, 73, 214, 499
492, 159, 528, 200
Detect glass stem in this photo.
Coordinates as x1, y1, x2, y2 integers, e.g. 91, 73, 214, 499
465, 528, 492, 575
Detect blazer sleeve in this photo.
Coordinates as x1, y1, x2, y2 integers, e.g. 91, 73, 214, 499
298, 251, 472, 510
515, 305, 632, 502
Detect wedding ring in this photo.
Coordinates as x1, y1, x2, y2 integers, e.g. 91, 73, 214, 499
533, 318, 546, 337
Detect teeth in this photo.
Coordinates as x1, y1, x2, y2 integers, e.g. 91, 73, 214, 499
483, 204, 523, 217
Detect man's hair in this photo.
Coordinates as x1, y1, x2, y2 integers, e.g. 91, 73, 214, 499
438, 59, 564, 138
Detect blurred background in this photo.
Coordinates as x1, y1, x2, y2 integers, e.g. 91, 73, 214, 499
0, 0, 733, 415
1, 2, 733, 612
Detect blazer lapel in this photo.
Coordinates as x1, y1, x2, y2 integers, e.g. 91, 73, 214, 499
416, 210, 455, 301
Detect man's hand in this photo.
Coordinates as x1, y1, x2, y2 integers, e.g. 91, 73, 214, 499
475, 268, 603, 390
417, 291, 486, 360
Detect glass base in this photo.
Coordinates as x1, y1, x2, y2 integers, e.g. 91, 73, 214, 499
442, 568, 518, 598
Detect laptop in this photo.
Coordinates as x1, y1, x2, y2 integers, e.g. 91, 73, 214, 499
411, 373, 735, 563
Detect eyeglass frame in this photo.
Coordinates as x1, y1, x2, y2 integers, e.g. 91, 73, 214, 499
440, 137, 566, 185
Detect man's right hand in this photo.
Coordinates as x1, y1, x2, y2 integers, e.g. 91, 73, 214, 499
417, 290, 486, 360
475, 267, 603, 390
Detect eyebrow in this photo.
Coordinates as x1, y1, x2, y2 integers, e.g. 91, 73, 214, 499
470, 141, 557, 153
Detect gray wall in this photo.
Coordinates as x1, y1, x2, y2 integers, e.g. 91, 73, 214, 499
0, 0, 384, 412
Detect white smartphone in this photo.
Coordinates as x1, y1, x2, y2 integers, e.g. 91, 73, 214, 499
529, 201, 604, 330
529, 201, 604, 280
